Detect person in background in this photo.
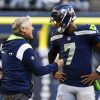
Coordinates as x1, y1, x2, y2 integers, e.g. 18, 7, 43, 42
48, 4, 100, 100
0, 16, 64, 100
9, 0, 30, 8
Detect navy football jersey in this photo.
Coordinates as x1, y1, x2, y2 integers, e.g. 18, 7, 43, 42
49, 24, 100, 87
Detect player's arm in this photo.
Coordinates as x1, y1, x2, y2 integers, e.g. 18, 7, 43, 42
48, 30, 63, 63
81, 24, 100, 85
48, 47, 66, 83
48, 35, 66, 82
22, 48, 64, 76
88, 24, 100, 74
48, 44, 60, 63
48, 37, 60, 63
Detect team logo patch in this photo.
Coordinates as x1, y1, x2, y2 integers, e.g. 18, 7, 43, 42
89, 24, 96, 30
67, 37, 71, 41
31, 56, 34, 60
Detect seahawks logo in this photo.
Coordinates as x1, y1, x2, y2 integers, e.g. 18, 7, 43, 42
90, 24, 97, 30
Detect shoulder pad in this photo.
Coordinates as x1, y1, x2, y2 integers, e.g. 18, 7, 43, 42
50, 28, 59, 36
75, 24, 99, 35
89, 24, 97, 30
83, 24, 97, 31
74, 24, 99, 35
50, 28, 63, 41
77, 24, 97, 31
50, 34, 63, 41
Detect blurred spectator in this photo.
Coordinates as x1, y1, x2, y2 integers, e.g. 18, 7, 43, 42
89, 0, 100, 11
75, 0, 89, 11
0, 0, 91, 11
60, 0, 69, 4
35, 0, 60, 10
4, 0, 10, 7
0, 0, 5, 8
9, 0, 31, 8
61, 0, 90, 11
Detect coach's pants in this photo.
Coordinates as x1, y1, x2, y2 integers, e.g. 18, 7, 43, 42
3, 93, 29, 100
56, 84, 95, 100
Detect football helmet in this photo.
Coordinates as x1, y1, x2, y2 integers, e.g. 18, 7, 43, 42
50, 4, 76, 32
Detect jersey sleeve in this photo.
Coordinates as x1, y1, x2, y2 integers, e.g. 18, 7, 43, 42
22, 48, 58, 76
87, 24, 100, 45
48, 33, 61, 63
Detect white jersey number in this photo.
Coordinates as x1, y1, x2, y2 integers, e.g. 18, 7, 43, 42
64, 42, 76, 65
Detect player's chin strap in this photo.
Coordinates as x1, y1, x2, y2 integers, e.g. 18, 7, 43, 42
96, 65, 100, 74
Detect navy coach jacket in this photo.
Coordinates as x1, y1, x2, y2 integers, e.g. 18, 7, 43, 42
0, 33, 58, 98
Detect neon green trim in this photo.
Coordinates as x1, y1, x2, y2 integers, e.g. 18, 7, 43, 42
89, 24, 97, 30
93, 80, 100, 91
7, 34, 23, 41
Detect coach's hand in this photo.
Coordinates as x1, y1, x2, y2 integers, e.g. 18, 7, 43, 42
54, 53, 64, 68
81, 72, 100, 85
54, 71, 66, 84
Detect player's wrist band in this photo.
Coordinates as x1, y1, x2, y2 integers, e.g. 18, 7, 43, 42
96, 65, 100, 74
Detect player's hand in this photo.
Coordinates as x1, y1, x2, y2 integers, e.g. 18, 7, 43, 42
54, 71, 66, 84
81, 72, 100, 85
0, 71, 2, 79
54, 53, 64, 68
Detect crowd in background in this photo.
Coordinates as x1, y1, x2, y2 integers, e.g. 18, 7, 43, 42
0, 0, 100, 100
0, 0, 93, 11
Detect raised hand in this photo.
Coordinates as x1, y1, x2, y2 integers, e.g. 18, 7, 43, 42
54, 53, 64, 68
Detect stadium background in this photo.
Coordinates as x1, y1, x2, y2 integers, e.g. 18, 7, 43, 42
0, 0, 100, 100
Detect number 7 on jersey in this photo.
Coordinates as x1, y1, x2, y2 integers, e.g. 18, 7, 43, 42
64, 42, 76, 65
